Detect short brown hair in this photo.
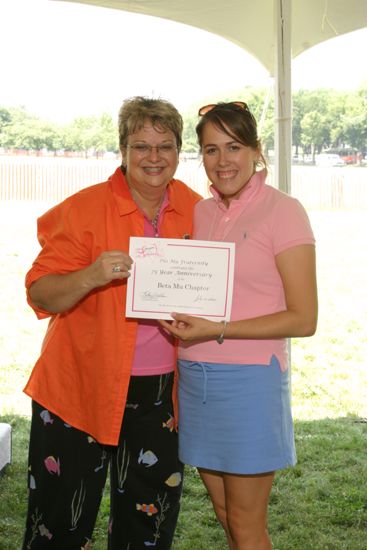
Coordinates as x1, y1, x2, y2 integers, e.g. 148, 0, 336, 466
118, 96, 183, 152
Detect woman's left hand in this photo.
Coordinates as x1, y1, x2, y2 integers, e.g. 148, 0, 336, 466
159, 313, 223, 342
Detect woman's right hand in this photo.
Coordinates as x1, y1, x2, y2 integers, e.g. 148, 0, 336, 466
29, 250, 133, 314
86, 250, 133, 287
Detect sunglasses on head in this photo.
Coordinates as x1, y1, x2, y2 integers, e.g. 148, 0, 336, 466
198, 101, 248, 117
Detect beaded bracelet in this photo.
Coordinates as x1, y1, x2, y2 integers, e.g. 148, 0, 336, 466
216, 320, 227, 344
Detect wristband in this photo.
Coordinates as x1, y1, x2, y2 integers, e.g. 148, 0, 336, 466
216, 320, 227, 344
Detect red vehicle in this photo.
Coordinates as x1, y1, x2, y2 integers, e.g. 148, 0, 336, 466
325, 148, 359, 164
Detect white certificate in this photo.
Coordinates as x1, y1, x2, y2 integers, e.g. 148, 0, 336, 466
126, 237, 235, 321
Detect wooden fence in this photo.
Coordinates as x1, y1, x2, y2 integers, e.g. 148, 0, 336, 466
0, 156, 118, 203
0, 156, 366, 209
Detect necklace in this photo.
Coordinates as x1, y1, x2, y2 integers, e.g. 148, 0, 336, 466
151, 205, 161, 237
128, 185, 165, 237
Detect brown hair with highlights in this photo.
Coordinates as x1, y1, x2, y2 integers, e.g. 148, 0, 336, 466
196, 102, 267, 169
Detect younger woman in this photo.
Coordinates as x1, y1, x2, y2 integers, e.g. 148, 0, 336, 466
161, 101, 318, 550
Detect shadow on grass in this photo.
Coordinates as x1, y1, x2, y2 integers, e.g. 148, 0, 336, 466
0, 414, 366, 550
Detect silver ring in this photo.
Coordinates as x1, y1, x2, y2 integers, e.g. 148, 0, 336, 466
112, 265, 121, 273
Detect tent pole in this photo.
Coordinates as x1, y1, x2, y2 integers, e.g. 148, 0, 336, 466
274, 0, 293, 371
274, 0, 292, 194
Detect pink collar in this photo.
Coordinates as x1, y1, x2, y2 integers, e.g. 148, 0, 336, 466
210, 169, 267, 210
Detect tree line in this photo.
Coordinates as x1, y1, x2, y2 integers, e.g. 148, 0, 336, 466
0, 108, 118, 158
1, 87, 366, 157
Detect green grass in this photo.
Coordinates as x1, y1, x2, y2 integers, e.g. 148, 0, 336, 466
1, 415, 366, 549
1, 205, 367, 548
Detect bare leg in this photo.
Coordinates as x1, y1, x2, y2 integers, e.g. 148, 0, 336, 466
199, 468, 275, 550
198, 468, 235, 549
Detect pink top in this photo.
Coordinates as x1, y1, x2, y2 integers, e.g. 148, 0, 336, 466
179, 170, 315, 372
132, 194, 175, 376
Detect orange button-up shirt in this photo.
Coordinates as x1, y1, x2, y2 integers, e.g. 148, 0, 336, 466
24, 167, 201, 445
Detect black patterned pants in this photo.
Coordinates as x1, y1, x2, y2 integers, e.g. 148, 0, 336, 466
22, 373, 183, 549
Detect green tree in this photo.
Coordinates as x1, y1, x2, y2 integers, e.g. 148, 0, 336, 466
301, 111, 327, 159
182, 112, 198, 152
323, 90, 348, 147
0, 106, 12, 146
339, 87, 367, 151
63, 116, 96, 155
0, 107, 61, 152
293, 89, 337, 154
63, 114, 118, 156
94, 113, 119, 156
342, 113, 367, 151
292, 91, 309, 153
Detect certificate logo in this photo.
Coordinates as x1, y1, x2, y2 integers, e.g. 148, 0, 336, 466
136, 243, 161, 258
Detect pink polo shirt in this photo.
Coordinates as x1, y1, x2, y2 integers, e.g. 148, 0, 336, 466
132, 194, 175, 376
179, 169, 315, 372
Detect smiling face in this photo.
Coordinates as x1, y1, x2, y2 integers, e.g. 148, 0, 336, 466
201, 121, 260, 205
121, 121, 179, 194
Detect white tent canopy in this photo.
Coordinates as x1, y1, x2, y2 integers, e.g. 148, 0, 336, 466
58, 0, 367, 73
57, 0, 367, 191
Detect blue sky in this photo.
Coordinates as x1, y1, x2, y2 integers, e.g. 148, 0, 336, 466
1, 0, 366, 122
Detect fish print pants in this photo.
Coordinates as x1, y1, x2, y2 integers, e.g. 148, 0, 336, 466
22, 372, 184, 549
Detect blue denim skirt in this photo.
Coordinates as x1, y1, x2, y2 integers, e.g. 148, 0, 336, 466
178, 355, 296, 474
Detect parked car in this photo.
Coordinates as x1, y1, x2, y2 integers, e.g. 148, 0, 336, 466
315, 153, 346, 167
324, 147, 359, 164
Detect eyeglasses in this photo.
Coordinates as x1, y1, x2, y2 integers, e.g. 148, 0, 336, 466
126, 143, 178, 156
198, 101, 248, 117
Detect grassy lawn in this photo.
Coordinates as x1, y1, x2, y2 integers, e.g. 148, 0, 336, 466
1, 203, 367, 548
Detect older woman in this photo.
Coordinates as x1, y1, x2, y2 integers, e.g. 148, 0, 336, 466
22, 96, 201, 549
